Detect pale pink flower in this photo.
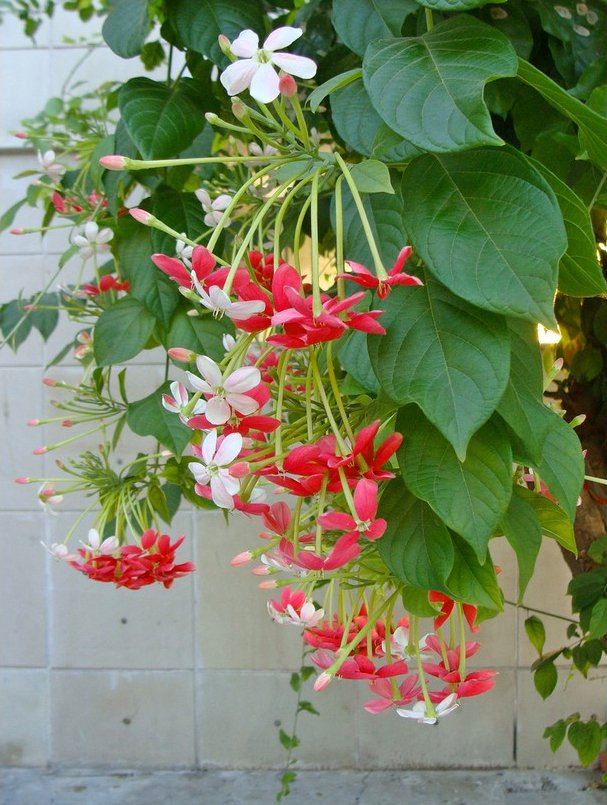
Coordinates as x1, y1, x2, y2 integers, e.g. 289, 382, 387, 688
186, 355, 260, 425
161, 381, 206, 424
175, 238, 194, 268
195, 188, 233, 227
38, 482, 63, 514
220, 27, 317, 104
73, 221, 113, 260
38, 149, 65, 182
189, 429, 243, 509
396, 693, 459, 725
81, 528, 119, 555
192, 281, 265, 322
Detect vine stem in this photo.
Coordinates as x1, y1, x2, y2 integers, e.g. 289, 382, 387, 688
504, 599, 577, 624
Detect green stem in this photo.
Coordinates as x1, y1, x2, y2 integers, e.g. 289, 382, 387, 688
425, 8, 434, 31
310, 170, 322, 317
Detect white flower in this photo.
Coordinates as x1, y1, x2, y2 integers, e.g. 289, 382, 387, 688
38, 482, 63, 515
186, 355, 260, 425
249, 142, 279, 157
396, 693, 459, 725
81, 528, 119, 555
195, 189, 233, 227
192, 281, 265, 322
268, 599, 325, 627
42, 541, 77, 561
220, 27, 317, 104
38, 149, 65, 182
73, 221, 113, 260
161, 381, 206, 424
176, 238, 194, 268
189, 429, 243, 509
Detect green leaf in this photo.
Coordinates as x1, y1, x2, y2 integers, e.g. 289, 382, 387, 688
589, 599, 607, 640
417, 0, 504, 8
338, 330, 379, 394
522, 488, 576, 554
568, 720, 603, 767
350, 160, 394, 194
398, 408, 513, 559
150, 186, 206, 255
167, 0, 264, 62
401, 586, 438, 618
332, 0, 417, 57
93, 297, 156, 366
568, 570, 607, 613
479, 3, 533, 59
331, 80, 420, 161
544, 719, 568, 753
114, 215, 179, 328
377, 479, 455, 592
126, 383, 192, 455
307, 68, 361, 113
534, 660, 558, 700
517, 58, 607, 169
500, 486, 542, 602
166, 309, 232, 363
102, 0, 151, 58
338, 184, 407, 268
119, 77, 206, 160
0, 199, 26, 233
368, 281, 510, 460
533, 413, 584, 523
29, 293, 59, 341
278, 729, 300, 751
530, 160, 607, 297
524, 615, 546, 656
0, 299, 32, 350
297, 701, 320, 716
447, 534, 503, 610
400, 147, 566, 326
363, 15, 517, 153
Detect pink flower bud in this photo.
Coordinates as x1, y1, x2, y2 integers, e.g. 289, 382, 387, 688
230, 551, 252, 567
167, 347, 196, 363
313, 673, 332, 692
231, 98, 247, 120
26, 419, 40, 426
258, 579, 277, 590
62, 419, 74, 428
9, 228, 24, 235
14, 131, 27, 139
553, 358, 564, 371
251, 565, 270, 576
15, 476, 30, 484
217, 34, 231, 56
23, 304, 36, 312
99, 155, 127, 171
33, 447, 47, 455
229, 461, 250, 478
42, 378, 57, 387
129, 207, 153, 225
279, 74, 298, 97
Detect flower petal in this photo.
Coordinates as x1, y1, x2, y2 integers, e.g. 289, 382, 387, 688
220, 59, 258, 96
354, 478, 378, 521
201, 429, 218, 465
225, 392, 260, 416
215, 432, 243, 465
263, 26, 302, 51
249, 62, 280, 103
205, 396, 231, 425
196, 355, 223, 388
270, 52, 317, 79
224, 366, 261, 394
210, 475, 235, 509
231, 29, 259, 58
211, 194, 232, 211
185, 371, 213, 395
195, 188, 211, 210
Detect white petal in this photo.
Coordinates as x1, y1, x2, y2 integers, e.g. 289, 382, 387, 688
271, 52, 317, 79
190, 463, 210, 485
224, 366, 261, 394
214, 432, 243, 466
87, 528, 101, 550
203, 212, 216, 228
210, 475, 236, 509
84, 221, 99, 241
208, 285, 232, 312
96, 227, 113, 244
249, 63, 280, 103
196, 355, 223, 389
201, 429, 218, 465
195, 188, 211, 210
73, 235, 89, 248
205, 396, 231, 425
220, 59, 259, 96
225, 392, 259, 416
218, 468, 241, 495
231, 29, 259, 58
211, 194, 232, 211
185, 371, 213, 394
263, 26, 302, 51
225, 299, 266, 320
162, 397, 181, 414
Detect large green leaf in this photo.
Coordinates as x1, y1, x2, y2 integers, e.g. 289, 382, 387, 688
496, 319, 552, 466
530, 160, 607, 297
522, 487, 577, 554
532, 412, 584, 523
115, 216, 179, 328
499, 486, 542, 602
331, 80, 420, 161
401, 147, 566, 326
166, 0, 264, 63
127, 382, 192, 456
102, 0, 151, 58
166, 309, 232, 363
119, 78, 206, 160
568, 720, 603, 767
368, 281, 510, 460
517, 58, 607, 169
93, 297, 156, 366
331, 0, 417, 57
398, 408, 513, 559
337, 185, 408, 268
447, 534, 503, 610
150, 186, 206, 255
377, 479, 454, 591
338, 330, 379, 393
363, 15, 517, 153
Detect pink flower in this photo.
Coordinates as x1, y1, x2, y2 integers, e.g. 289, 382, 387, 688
268, 586, 325, 627
338, 247, 422, 299
363, 676, 421, 714
161, 381, 206, 423
220, 27, 317, 104
186, 355, 261, 425
73, 221, 113, 260
189, 429, 244, 509
318, 479, 387, 541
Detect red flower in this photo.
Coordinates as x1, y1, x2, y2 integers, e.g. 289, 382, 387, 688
82, 275, 130, 296
428, 591, 479, 633
318, 479, 386, 541
337, 246, 422, 299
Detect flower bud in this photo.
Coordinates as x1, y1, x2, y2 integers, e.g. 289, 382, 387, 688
33, 447, 48, 455
129, 207, 154, 225
167, 347, 197, 363
231, 98, 247, 120
230, 551, 252, 567
258, 579, 277, 589
251, 565, 270, 576
42, 377, 57, 387
217, 34, 231, 57
279, 74, 298, 97
205, 112, 220, 125
15, 476, 31, 484
14, 131, 27, 139
9, 228, 24, 235
62, 419, 74, 428
229, 461, 250, 478
313, 673, 332, 692
26, 419, 40, 427
99, 155, 127, 171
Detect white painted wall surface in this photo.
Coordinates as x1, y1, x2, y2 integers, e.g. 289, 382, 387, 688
0, 9, 604, 771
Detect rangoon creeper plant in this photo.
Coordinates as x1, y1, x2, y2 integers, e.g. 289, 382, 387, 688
3, 0, 607, 773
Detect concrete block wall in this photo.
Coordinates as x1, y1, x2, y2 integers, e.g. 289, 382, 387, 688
0, 9, 604, 771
